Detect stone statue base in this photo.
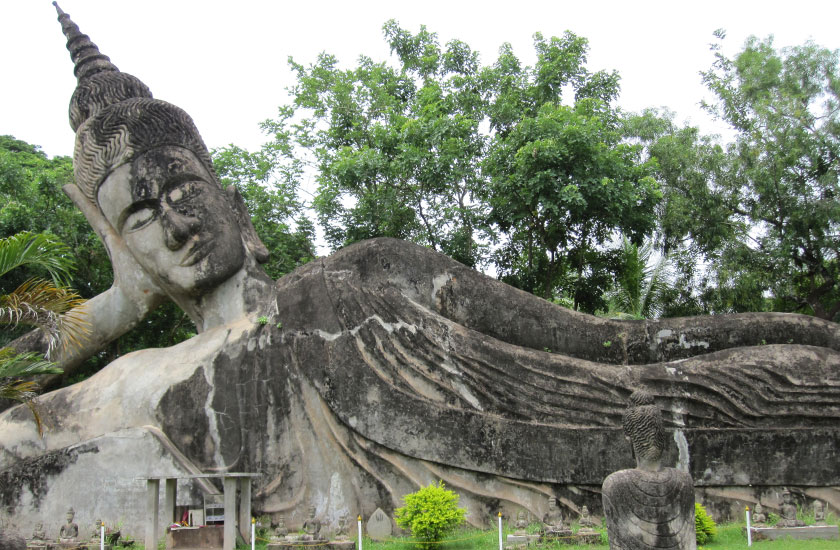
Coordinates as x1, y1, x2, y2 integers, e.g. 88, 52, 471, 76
541, 529, 573, 543
751, 525, 838, 541
573, 530, 601, 545
328, 541, 355, 550
267, 540, 328, 550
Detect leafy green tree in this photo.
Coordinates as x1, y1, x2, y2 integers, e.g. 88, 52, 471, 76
212, 142, 316, 279
267, 21, 493, 267
1, 232, 84, 434
698, 33, 840, 320
483, 33, 660, 310
395, 481, 467, 549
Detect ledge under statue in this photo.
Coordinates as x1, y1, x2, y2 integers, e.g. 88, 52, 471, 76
1, 4, 839, 539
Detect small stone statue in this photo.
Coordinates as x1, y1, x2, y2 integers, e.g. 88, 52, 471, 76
814, 500, 826, 525
59, 508, 79, 542
30, 524, 47, 542
514, 510, 528, 535
89, 519, 104, 542
335, 513, 349, 540
751, 503, 767, 525
542, 497, 572, 540
601, 390, 696, 550
542, 498, 564, 530
578, 506, 596, 530
302, 506, 322, 541
27, 523, 48, 549
777, 490, 804, 527
270, 516, 289, 542
267, 516, 289, 547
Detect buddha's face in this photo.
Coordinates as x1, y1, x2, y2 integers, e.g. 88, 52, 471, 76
66, 512, 74, 523
97, 146, 246, 298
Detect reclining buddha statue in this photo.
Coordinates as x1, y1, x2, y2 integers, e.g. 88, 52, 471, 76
0, 3, 838, 539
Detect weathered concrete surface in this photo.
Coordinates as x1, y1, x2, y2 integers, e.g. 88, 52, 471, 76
2, 239, 839, 536
0, 426, 214, 539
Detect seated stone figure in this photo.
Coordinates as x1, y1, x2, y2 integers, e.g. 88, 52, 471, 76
27, 523, 47, 548
2, 3, 840, 540
777, 490, 805, 527
516, 510, 529, 534
301, 507, 323, 541
602, 390, 696, 550
269, 517, 289, 542
814, 500, 826, 525
751, 503, 767, 525
59, 508, 79, 543
334, 514, 349, 541
577, 506, 596, 530
542, 497, 569, 535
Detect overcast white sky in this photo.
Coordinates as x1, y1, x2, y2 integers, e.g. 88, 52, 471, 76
4, 0, 840, 160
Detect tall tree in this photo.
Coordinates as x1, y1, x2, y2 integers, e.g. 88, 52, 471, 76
483, 33, 660, 311
686, 34, 839, 320
269, 21, 493, 267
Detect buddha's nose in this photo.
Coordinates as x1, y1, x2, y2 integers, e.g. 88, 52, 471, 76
161, 207, 200, 250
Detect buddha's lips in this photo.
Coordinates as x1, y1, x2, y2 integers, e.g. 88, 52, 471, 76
180, 237, 213, 266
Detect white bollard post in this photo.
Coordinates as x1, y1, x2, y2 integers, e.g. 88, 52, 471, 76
100, 524, 105, 550
251, 518, 256, 550
498, 512, 503, 550
358, 515, 363, 550
746, 507, 752, 547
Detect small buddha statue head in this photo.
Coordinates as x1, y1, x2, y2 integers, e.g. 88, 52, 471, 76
622, 389, 666, 471
66, 508, 75, 524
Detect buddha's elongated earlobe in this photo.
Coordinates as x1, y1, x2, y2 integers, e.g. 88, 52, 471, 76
226, 185, 270, 263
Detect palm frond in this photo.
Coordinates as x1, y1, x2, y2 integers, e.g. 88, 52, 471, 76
0, 348, 64, 378
0, 349, 62, 437
0, 232, 75, 285
0, 278, 90, 355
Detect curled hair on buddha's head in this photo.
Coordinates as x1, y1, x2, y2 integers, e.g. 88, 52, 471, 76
70, 71, 153, 132
622, 389, 666, 463
73, 97, 216, 204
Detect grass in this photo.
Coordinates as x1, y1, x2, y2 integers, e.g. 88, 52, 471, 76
236, 521, 838, 550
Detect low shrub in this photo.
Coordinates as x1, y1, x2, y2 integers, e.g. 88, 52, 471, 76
695, 502, 717, 545
395, 481, 467, 549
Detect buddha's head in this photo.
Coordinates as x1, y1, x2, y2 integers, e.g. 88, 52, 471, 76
66, 508, 75, 523
622, 389, 666, 470
54, 3, 267, 301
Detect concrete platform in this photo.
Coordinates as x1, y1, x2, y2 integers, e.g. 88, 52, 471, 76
751, 525, 838, 541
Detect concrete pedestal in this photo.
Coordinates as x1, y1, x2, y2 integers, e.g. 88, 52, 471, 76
167, 526, 224, 550
267, 540, 328, 550
751, 525, 838, 541
573, 531, 601, 545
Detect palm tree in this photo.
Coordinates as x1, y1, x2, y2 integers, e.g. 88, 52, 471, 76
1, 232, 88, 434
605, 237, 672, 320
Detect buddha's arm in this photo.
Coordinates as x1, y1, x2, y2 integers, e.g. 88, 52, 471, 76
3, 185, 171, 389
7, 284, 167, 389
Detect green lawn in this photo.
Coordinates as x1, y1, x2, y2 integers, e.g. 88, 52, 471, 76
308, 522, 839, 550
